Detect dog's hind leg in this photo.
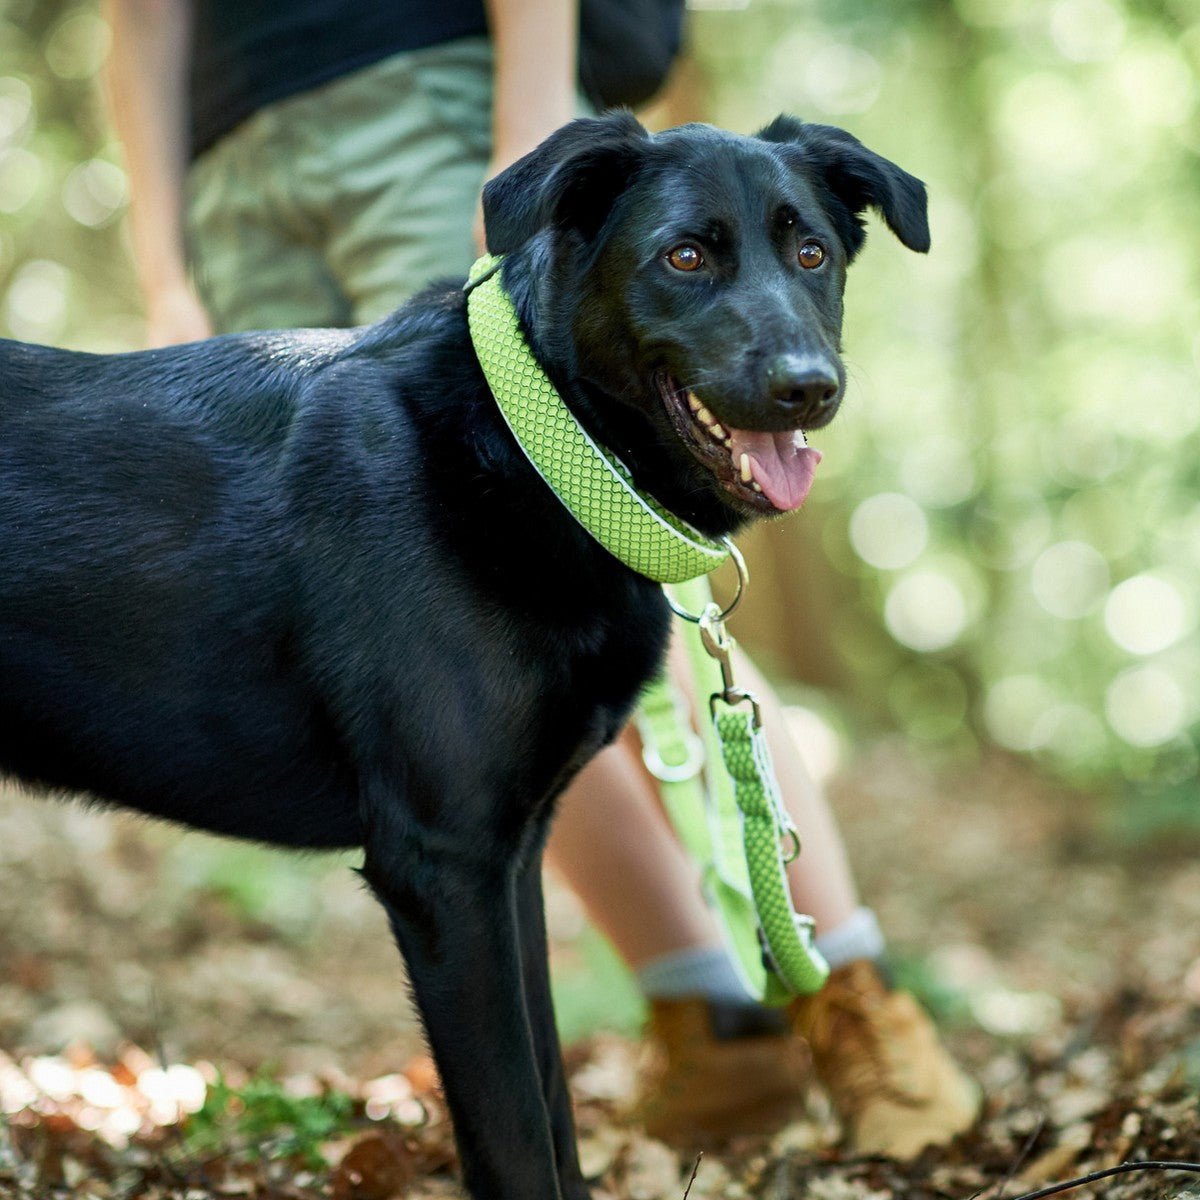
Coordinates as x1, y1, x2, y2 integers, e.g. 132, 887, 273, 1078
362, 813, 564, 1199
516, 861, 591, 1200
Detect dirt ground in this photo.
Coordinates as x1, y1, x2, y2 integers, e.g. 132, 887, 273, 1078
1, 738, 1198, 1198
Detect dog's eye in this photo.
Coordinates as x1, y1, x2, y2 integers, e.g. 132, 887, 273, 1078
667, 245, 704, 273
798, 241, 826, 270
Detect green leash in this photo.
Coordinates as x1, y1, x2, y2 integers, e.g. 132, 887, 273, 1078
637, 578, 829, 1002
466, 255, 829, 1002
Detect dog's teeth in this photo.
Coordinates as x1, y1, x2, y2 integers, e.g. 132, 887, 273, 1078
722, 436, 732, 448
696, 405, 715, 426
739, 452, 752, 483
709, 422, 727, 440
751, 482, 762, 493
687, 392, 702, 413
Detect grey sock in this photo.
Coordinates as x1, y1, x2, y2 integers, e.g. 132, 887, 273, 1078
636, 944, 752, 1005
816, 906, 886, 971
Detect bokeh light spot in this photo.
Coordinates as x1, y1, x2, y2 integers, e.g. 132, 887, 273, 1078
1048, 0, 1125, 62
1030, 540, 1108, 619
0, 76, 33, 146
1104, 574, 1190, 655
46, 12, 111, 81
849, 492, 928, 570
1105, 665, 1187, 746
900, 434, 977, 507
1114, 40, 1196, 127
999, 73, 1100, 182
1054, 414, 1125, 482
984, 675, 1058, 752
783, 706, 842, 785
884, 570, 967, 651
1046, 238, 1189, 327
4, 259, 69, 342
769, 36, 881, 115
1029, 702, 1107, 767
0, 146, 42, 213
62, 158, 127, 227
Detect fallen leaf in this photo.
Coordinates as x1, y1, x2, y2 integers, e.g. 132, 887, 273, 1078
332, 1131, 416, 1200
620, 1134, 679, 1200
1018, 1121, 1093, 1185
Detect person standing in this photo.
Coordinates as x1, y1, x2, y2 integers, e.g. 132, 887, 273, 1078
103, 0, 980, 1156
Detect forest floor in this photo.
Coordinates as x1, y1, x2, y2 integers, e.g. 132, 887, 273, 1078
1, 737, 1198, 1199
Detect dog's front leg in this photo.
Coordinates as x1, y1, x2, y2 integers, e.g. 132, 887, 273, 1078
516, 861, 590, 1200
363, 822, 563, 1200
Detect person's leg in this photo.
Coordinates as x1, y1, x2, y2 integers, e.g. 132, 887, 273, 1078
547, 630, 875, 978
544, 725, 721, 969
548, 629, 977, 1155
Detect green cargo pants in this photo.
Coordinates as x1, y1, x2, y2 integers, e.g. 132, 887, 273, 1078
185, 37, 494, 331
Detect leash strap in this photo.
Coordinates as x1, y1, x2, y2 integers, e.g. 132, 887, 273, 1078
711, 703, 829, 996
640, 578, 830, 1004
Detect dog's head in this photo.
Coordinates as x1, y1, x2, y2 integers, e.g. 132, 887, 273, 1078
482, 112, 929, 536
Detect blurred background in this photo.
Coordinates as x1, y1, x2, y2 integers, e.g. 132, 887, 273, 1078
1, 0, 1198, 1072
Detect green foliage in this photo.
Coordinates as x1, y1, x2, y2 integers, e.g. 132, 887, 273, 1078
184, 1070, 356, 1168
551, 927, 646, 1043
688, 0, 1200, 795
889, 954, 974, 1028
1103, 777, 1200, 852
0, 0, 141, 351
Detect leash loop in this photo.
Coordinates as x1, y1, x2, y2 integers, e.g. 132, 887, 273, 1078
641, 727, 705, 784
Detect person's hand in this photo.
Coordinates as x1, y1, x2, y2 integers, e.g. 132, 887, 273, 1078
144, 281, 213, 347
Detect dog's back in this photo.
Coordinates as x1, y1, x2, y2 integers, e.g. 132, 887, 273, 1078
0, 331, 375, 843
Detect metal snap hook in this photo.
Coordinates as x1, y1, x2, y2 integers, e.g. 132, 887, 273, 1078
665, 538, 748, 623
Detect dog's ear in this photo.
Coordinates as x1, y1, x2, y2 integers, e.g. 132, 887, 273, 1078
758, 115, 930, 258
483, 111, 650, 255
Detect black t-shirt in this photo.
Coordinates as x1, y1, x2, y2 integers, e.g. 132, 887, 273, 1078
189, 0, 489, 159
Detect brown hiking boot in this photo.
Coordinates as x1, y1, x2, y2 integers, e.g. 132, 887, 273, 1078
630, 997, 806, 1144
790, 959, 981, 1159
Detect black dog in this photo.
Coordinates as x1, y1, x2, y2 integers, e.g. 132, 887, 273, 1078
0, 112, 927, 1198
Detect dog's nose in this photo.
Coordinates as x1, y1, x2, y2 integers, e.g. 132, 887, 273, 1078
766, 353, 840, 426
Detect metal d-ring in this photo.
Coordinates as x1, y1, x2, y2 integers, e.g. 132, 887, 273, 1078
665, 538, 748, 623
781, 827, 801, 864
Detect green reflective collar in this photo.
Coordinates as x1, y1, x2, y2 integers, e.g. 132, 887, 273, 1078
466, 254, 729, 585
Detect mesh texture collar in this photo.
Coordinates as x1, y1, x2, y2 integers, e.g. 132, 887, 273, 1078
465, 254, 728, 584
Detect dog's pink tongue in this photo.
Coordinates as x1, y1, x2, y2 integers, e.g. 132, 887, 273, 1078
729, 429, 822, 511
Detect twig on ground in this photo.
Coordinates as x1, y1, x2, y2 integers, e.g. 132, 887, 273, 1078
985, 1114, 1047, 1200
980, 1160, 1200, 1200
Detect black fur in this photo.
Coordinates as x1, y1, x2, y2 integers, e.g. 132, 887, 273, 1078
0, 114, 927, 1199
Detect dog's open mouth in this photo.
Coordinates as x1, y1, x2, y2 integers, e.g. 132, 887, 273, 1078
655, 374, 823, 513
